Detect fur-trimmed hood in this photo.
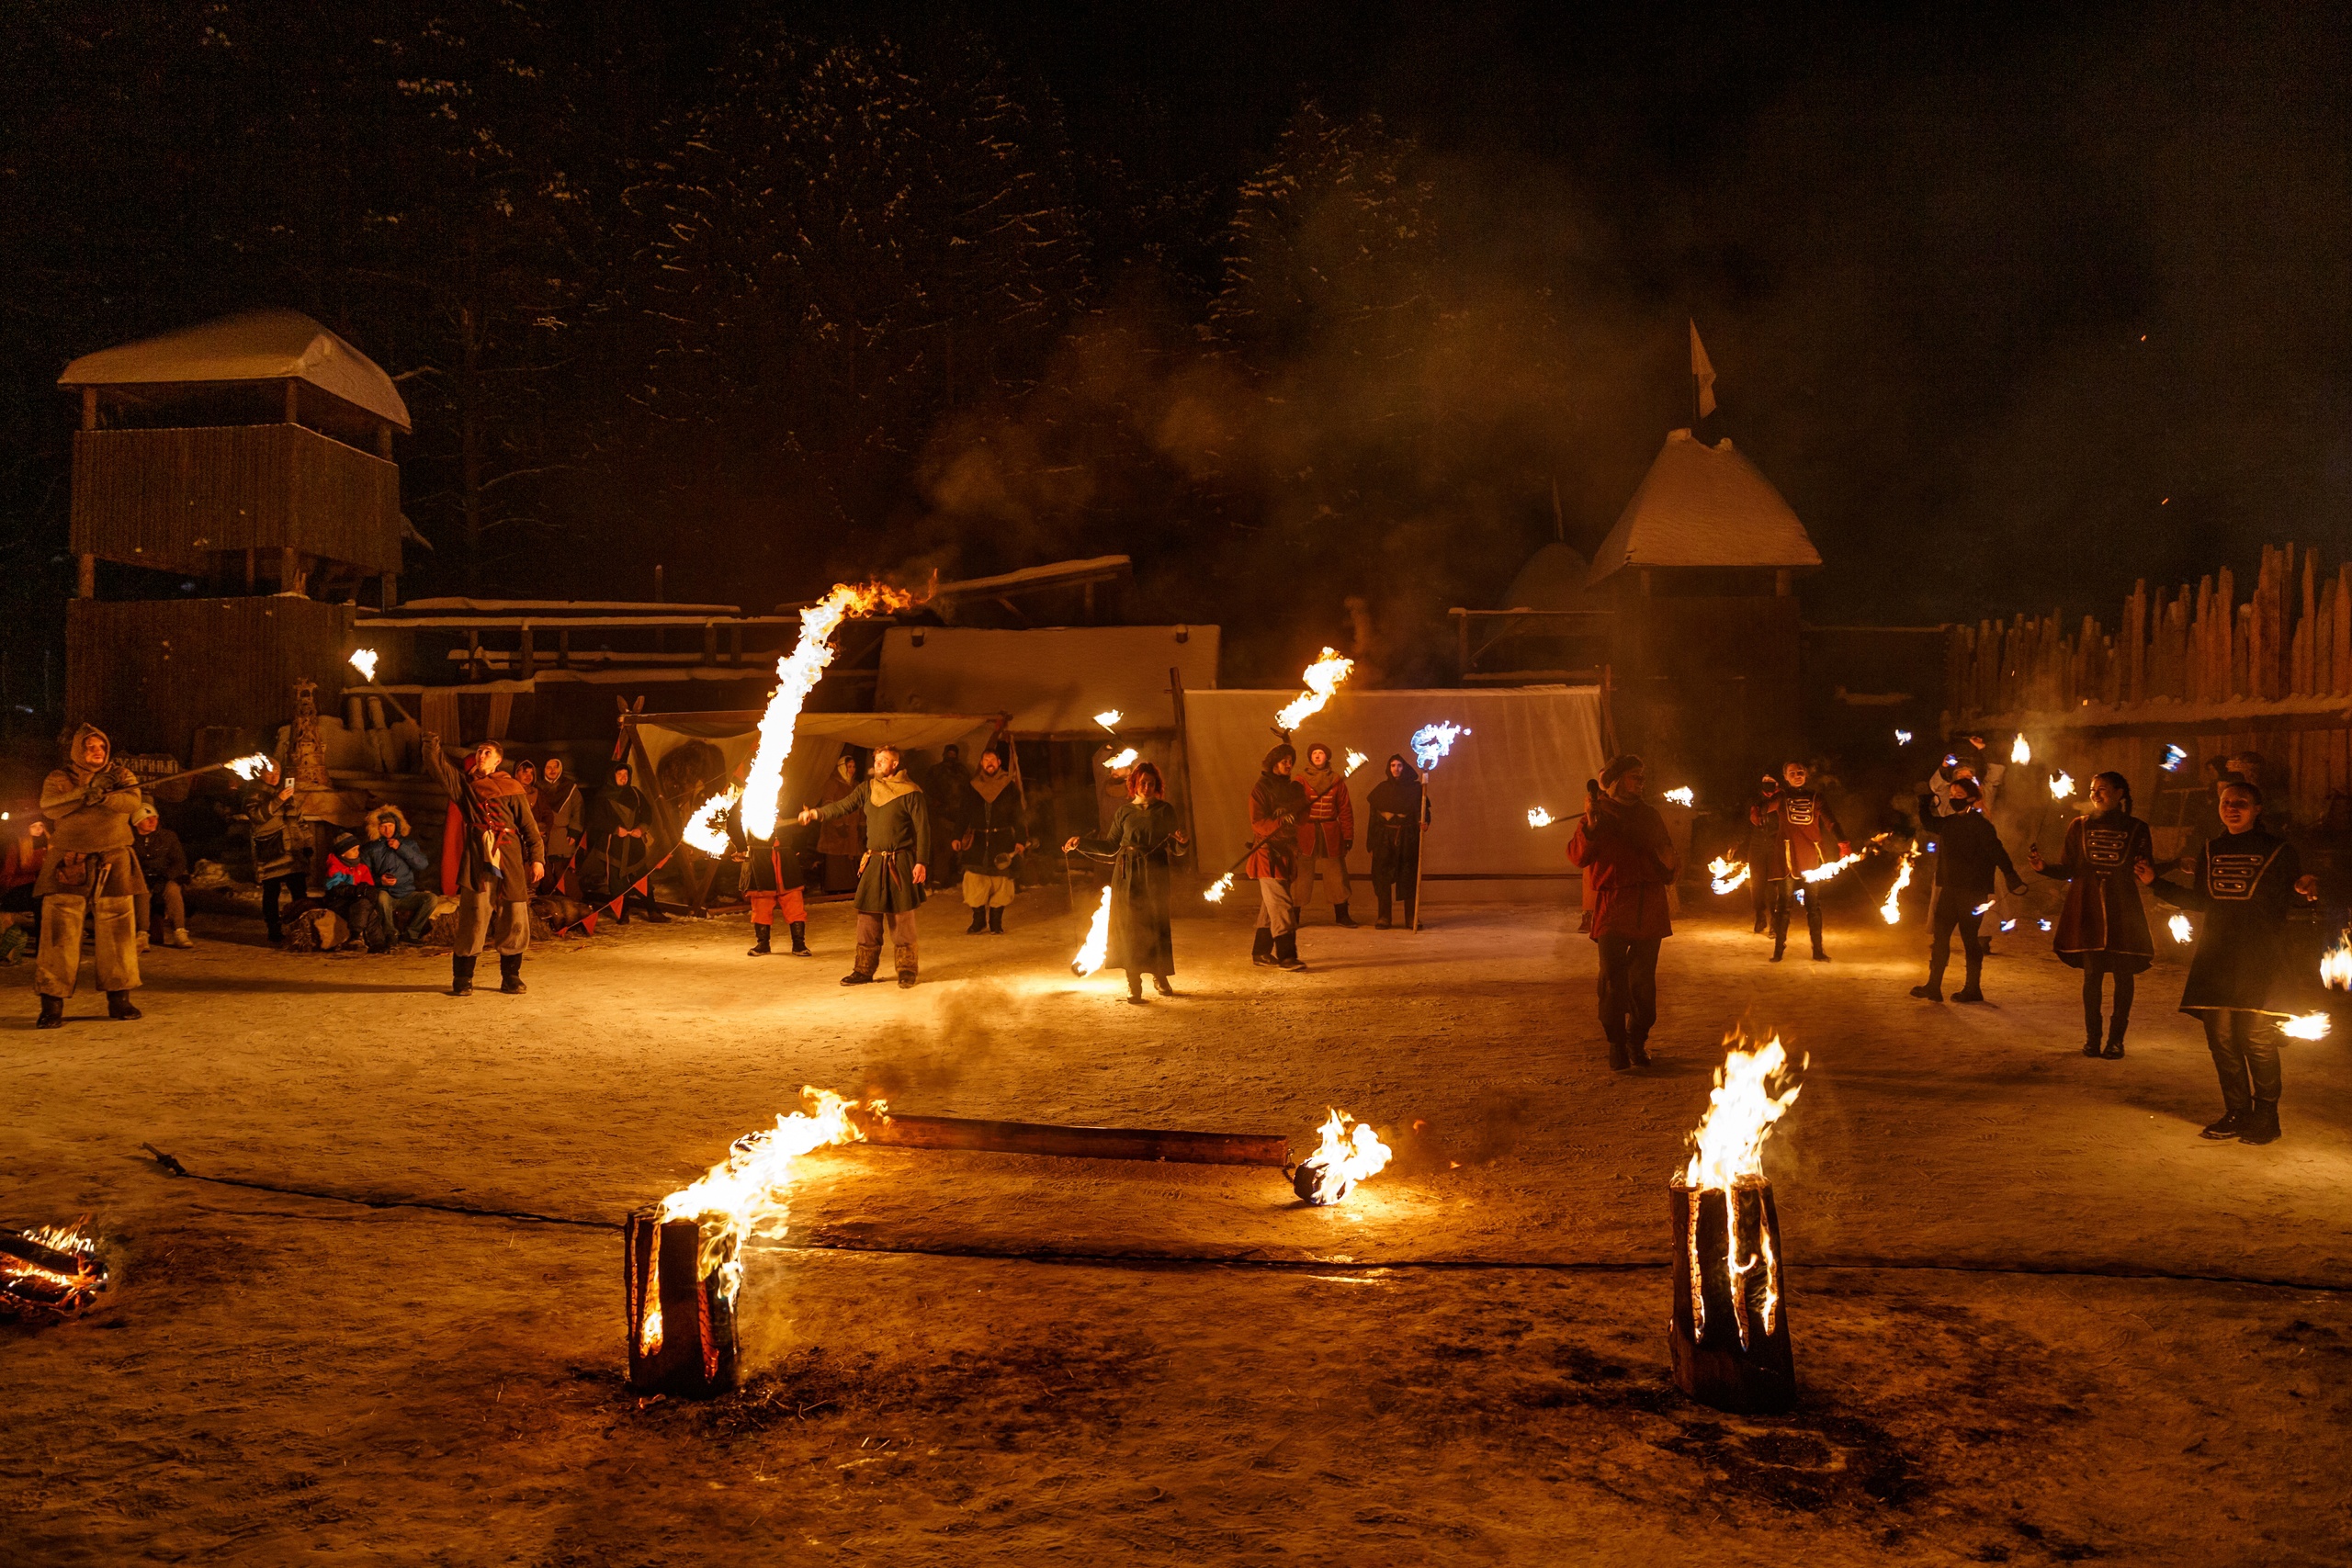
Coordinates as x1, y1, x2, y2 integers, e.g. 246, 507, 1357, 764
367, 804, 412, 838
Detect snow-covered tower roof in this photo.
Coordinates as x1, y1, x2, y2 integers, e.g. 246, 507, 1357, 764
1586, 429, 1819, 587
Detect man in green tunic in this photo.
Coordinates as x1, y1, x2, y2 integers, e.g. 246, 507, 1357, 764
801, 744, 932, 987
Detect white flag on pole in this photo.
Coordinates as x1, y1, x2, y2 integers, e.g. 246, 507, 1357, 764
1690, 320, 1718, 420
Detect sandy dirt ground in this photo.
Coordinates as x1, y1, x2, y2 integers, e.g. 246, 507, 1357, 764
6, 888, 2350, 1565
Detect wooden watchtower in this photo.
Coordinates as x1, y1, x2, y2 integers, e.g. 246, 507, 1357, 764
57, 310, 410, 759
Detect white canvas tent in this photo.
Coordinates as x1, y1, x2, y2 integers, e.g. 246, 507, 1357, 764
1182, 686, 1610, 897
621, 710, 1000, 841
876, 626, 1218, 736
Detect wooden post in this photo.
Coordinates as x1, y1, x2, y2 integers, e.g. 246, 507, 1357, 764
1456, 609, 1472, 682
376, 423, 394, 460
843, 1107, 1288, 1167
81, 387, 98, 431
1169, 665, 1199, 879
284, 378, 300, 426
518, 624, 536, 677
279, 547, 301, 595
75, 554, 95, 599
381, 572, 398, 610
1409, 784, 1430, 931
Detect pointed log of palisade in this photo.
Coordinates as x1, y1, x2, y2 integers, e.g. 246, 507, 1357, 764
1667, 1178, 1797, 1414
624, 1209, 737, 1398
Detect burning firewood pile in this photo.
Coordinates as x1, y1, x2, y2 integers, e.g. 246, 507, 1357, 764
1, 1217, 108, 1319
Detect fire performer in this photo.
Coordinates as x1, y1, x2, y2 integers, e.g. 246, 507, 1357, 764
1566, 754, 1678, 1069
1906, 776, 2025, 1004
1365, 753, 1423, 930
1064, 761, 1190, 1002
33, 723, 144, 1027
2028, 771, 2156, 1058
2151, 778, 2322, 1144
238, 760, 311, 944
1743, 773, 1781, 934
1291, 741, 1358, 928
956, 745, 1027, 933
729, 765, 812, 959
1752, 760, 1849, 963
423, 734, 543, 997
1248, 743, 1307, 971
799, 743, 930, 987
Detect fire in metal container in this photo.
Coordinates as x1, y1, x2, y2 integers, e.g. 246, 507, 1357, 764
1289, 1109, 1392, 1206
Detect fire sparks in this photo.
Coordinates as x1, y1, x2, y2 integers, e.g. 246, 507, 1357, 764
1093, 709, 1122, 731
1291, 1109, 1392, 1206
1409, 721, 1468, 773
2324, 934, 2352, 990
1679, 1033, 1804, 1349
1, 1217, 107, 1318
1274, 649, 1354, 733
1344, 750, 1369, 775
1663, 786, 1695, 807
722, 581, 915, 842
2167, 913, 2194, 944
1709, 856, 1750, 895
1799, 850, 1865, 885
222, 752, 273, 780
1071, 886, 1113, 976
653, 1089, 875, 1310
1203, 873, 1235, 903
1102, 747, 1139, 771
2049, 771, 2075, 800
1880, 853, 1915, 924
2011, 734, 2031, 765
2281, 1013, 2333, 1041
1527, 807, 1554, 829
348, 648, 379, 682
1894, 728, 1913, 745
683, 785, 740, 855
2161, 743, 2189, 773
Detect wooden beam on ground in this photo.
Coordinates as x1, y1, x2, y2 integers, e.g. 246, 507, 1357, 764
845, 1109, 1289, 1168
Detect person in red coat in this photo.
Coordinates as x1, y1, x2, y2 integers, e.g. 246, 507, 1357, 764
1567, 753, 1679, 1070
1292, 741, 1358, 927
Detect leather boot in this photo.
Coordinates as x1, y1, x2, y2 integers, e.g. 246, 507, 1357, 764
37, 995, 64, 1029
1770, 913, 1787, 964
894, 942, 918, 988
499, 953, 526, 994
1607, 1036, 1630, 1071
1251, 928, 1276, 967
2199, 1108, 2245, 1140
747, 924, 772, 956
1374, 897, 1392, 931
1126, 971, 1146, 1004
450, 955, 477, 997
842, 944, 880, 985
967, 906, 988, 934
107, 989, 141, 1020
2238, 1100, 2281, 1145
1333, 902, 1359, 929
1274, 931, 1306, 971
788, 920, 810, 955
2102, 1016, 2128, 1059
1398, 899, 1415, 930
1626, 1033, 1651, 1067
987, 906, 1004, 934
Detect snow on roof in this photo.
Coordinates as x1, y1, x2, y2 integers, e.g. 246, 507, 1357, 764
1587, 430, 1819, 584
59, 310, 412, 431
1499, 542, 1601, 611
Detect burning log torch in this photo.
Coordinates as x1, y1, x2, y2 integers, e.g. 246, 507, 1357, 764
1669, 1032, 1804, 1414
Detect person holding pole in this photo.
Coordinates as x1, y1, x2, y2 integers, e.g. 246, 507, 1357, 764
1248, 743, 1306, 971
1364, 753, 1423, 930
1566, 753, 1678, 1070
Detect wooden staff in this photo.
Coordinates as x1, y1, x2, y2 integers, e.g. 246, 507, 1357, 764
1410, 784, 1430, 931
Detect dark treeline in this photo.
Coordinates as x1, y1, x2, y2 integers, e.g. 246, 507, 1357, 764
3, 2, 2344, 692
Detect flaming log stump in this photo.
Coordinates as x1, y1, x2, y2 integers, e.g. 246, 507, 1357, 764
1668, 1179, 1796, 1414
624, 1209, 737, 1398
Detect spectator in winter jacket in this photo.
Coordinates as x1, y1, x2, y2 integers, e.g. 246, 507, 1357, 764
1566, 753, 1679, 1070
131, 800, 193, 950
358, 805, 436, 943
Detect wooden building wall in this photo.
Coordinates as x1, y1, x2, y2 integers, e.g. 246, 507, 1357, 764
1612, 592, 1804, 800
65, 597, 356, 760
70, 424, 401, 576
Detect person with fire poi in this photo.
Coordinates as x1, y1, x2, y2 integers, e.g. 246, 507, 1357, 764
2028, 770, 2156, 1058
1905, 774, 2026, 1004
1364, 752, 1424, 930
1743, 772, 1781, 934
729, 760, 813, 959
1065, 761, 1190, 1003
1291, 741, 1358, 928
32, 722, 145, 1027
424, 734, 544, 996
1752, 759, 1849, 963
584, 763, 668, 925
799, 743, 931, 988
2150, 776, 2321, 1144
1249, 743, 1308, 970
1566, 753, 1677, 1069
238, 758, 311, 943
956, 744, 1027, 933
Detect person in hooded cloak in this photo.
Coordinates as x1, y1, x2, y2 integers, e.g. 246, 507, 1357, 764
1066, 761, 1188, 1002
424, 734, 544, 995
533, 755, 583, 896
1364, 753, 1424, 931
33, 721, 145, 1026
584, 762, 668, 926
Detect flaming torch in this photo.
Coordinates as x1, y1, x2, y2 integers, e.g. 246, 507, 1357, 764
699, 582, 915, 845
1203, 873, 1236, 904
683, 785, 741, 856
1662, 787, 1695, 807
2011, 734, 2031, 765
1070, 886, 1114, 977
1668, 1032, 1804, 1414
1709, 857, 1750, 895
2321, 933, 2351, 990
1345, 750, 1369, 776
1094, 709, 1122, 731
2281, 1013, 2333, 1041
2049, 771, 2075, 801
1528, 807, 1555, 829
1407, 722, 1469, 932
1289, 1109, 1392, 1205
1, 1217, 107, 1319
1880, 852, 1916, 925
348, 648, 379, 682
2168, 913, 2194, 944
628, 1088, 876, 1397
1274, 649, 1354, 734
1102, 747, 1139, 772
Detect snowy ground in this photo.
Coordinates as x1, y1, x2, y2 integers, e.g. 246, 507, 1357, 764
6, 891, 2349, 1565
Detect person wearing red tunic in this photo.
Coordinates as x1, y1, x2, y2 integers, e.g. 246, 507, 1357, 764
1751, 760, 1849, 964
1567, 753, 1679, 1070
2029, 771, 2156, 1058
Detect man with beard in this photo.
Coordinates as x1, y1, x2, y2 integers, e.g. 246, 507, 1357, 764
34, 723, 144, 1026
1291, 741, 1358, 927
1364, 753, 1423, 930
1249, 743, 1307, 970
424, 734, 543, 996
1567, 754, 1678, 1069
1752, 759, 1849, 963
800, 744, 931, 987
955, 746, 1026, 933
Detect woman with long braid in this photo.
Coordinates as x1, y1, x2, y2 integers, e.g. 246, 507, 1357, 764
2028, 770, 2156, 1058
